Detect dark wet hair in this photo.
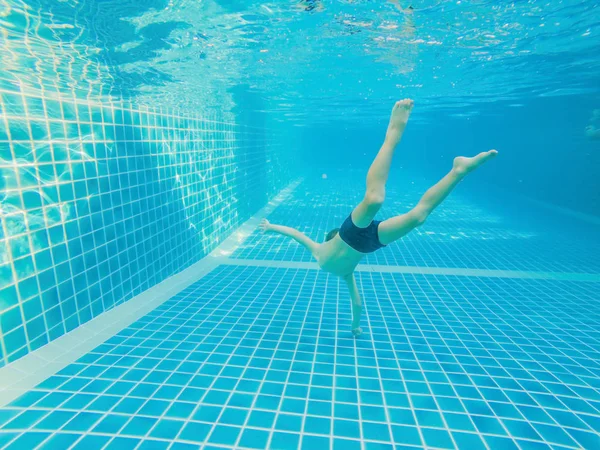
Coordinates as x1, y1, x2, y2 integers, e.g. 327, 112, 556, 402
325, 228, 340, 242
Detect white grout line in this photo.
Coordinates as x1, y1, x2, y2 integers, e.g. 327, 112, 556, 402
0, 179, 303, 408
221, 259, 600, 282
221, 260, 320, 270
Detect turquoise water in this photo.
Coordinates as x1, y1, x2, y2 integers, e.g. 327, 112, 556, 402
0, 0, 600, 449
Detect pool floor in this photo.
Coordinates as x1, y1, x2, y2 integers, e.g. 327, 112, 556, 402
1, 176, 599, 450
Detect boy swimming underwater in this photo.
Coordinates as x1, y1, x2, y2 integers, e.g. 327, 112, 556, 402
260, 100, 497, 336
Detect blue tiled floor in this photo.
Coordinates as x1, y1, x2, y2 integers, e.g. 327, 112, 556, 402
2, 176, 600, 450
2, 265, 600, 449
232, 177, 600, 274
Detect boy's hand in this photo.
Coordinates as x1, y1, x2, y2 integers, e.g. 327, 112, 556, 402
259, 219, 271, 233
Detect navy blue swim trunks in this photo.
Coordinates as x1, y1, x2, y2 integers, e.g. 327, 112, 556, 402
339, 214, 386, 253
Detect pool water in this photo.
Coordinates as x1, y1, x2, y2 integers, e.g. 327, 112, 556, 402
1, 0, 600, 449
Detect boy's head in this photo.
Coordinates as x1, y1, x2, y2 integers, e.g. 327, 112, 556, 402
325, 228, 340, 242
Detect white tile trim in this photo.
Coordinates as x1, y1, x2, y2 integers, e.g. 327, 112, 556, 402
0, 179, 303, 408
222, 259, 600, 282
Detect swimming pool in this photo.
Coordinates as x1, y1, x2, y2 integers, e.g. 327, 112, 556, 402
1, 0, 600, 449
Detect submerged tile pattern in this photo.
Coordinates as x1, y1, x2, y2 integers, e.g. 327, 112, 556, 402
232, 176, 600, 274
0, 88, 288, 366
1, 265, 599, 449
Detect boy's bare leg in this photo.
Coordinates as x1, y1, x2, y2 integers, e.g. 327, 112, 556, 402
352, 99, 414, 227
378, 150, 498, 244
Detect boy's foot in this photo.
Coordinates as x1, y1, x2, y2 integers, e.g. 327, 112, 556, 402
453, 150, 498, 176
386, 99, 414, 144
352, 327, 362, 337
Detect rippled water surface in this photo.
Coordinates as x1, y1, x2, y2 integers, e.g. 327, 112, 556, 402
1, 0, 599, 123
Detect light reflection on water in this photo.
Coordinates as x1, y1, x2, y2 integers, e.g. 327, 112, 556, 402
2, 0, 599, 124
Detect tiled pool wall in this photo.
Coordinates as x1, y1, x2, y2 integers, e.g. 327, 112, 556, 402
0, 88, 291, 367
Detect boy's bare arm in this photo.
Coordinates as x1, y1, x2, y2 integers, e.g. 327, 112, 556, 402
260, 219, 319, 255
344, 273, 362, 336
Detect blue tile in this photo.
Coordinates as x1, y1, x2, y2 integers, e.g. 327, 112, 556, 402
86, 395, 121, 412
208, 425, 240, 445
153, 385, 182, 400
334, 402, 359, 420
92, 414, 129, 433
567, 429, 600, 449
239, 428, 269, 449
169, 443, 198, 450
471, 415, 506, 435
178, 421, 211, 443
307, 400, 331, 416
451, 431, 487, 450
275, 413, 302, 432
301, 435, 331, 449
421, 428, 454, 449
62, 412, 102, 432
463, 399, 494, 416
385, 392, 410, 408
105, 437, 140, 449
503, 419, 543, 441
203, 390, 230, 405
362, 421, 391, 441
178, 387, 203, 402
388, 408, 416, 426
361, 405, 387, 422
443, 412, 475, 431
113, 397, 144, 414
137, 439, 170, 450
0, 409, 19, 427
364, 443, 394, 450
0, 432, 17, 447
164, 401, 195, 419
415, 409, 444, 428
254, 394, 280, 410
279, 398, 304, 414
3, 410, 48, 429
304, 415, 330, 435
34, 411, 76, 430
285, 384, 309, 398
192, 405, 222, 422
4, 326, 27, 355
514, 439, 554, 450
333, 419, 360, 439
247, 410, 276, 429
105, 381, 135, 396
62, 393, 97, 409
335, 388, 358, 404
360, 390, 384, 405
219, 407, 248, 426
488, 401, 523, 419
390, 425, 422, 446
228, 393, 254, 408
333, 437, 361, 450
138, 399, 170, 417
71, 434, 111, 449
483, 435, 519, 450
121, 416, 157, 436
547, 409, 588, 429
4, 431, 49, 449
149, 419, 184, 439
270, 431, 300, 450
0, 307, 24, 333
37, 432, 81, 449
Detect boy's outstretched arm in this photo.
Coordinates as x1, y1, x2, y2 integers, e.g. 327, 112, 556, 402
260, 219, 319, 255
344, 273, 362, 337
